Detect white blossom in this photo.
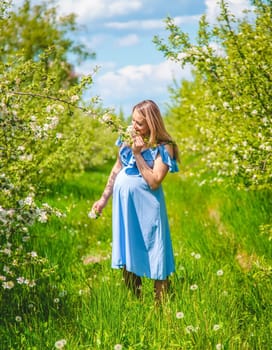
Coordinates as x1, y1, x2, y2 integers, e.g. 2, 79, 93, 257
71, 95, 79, 102
17, 277, 25, 284
54, 339, 67, 349
2, 281, 15, 289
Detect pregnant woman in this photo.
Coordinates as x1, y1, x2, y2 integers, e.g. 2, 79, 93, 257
91, 99, 179, 301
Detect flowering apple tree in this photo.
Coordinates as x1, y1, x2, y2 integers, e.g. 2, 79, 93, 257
154, 0, 271, 189
0, 1, 124, 298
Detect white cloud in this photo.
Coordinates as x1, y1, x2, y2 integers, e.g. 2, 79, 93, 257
173, 15, 202, 26
106, 19, 164, 30
106, 14, 200, 31
205, 0, 252, 23
89, 60, 192, 115
117, 34, 140, 47
56, 0, 142, 22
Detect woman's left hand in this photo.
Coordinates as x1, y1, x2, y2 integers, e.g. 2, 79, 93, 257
132, 135, 145, 154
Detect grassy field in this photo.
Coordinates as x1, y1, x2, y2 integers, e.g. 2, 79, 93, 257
1, 162, 271, 350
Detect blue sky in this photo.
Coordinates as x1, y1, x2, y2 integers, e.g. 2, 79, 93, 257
16, 0, 251, 117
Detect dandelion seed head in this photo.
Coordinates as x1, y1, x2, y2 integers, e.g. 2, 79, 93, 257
15, 316, 22, 322
217, 269, 224, 276
54, 339, 67, 349
114, 344, 122, 350
213, 324, 221, 331
190, 284, 198, 291
176, 311, 184, 319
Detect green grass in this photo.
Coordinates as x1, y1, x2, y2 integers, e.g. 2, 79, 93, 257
1, 163, 271, 349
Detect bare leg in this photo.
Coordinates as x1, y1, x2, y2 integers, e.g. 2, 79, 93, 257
154, 278, 169, 302
123, 266, 142, 298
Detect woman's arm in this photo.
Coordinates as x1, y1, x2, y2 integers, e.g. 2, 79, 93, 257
132, 135, 173, 190
92, 157, 122, 214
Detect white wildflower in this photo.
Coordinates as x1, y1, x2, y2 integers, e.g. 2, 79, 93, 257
29, 280, 36, 288
54, 339, 67, 349
15, 316, 22, 322
1, 248, 11, 256
16, 277, 25, 284
217, 269, 224, 276
2, 281, 15, 289
176, 311, 184, 319
185, 325, 199, 333
190, 284, 198, 291
88, 209, 99, 219
213, 324, 221, 331
3, 265, 11, 274
29, 251, 38, 258
114, 344, 122, 350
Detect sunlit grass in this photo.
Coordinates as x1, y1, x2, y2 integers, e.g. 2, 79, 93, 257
1, 163, 271, 349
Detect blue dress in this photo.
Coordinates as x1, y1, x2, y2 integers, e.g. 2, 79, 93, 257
112, 139, 178, 280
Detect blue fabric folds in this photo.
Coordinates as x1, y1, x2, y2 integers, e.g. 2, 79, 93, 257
111, 138, 178, 280
116, 137, 179, 176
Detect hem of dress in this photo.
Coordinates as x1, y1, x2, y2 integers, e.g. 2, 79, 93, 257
111, 264, 175, 280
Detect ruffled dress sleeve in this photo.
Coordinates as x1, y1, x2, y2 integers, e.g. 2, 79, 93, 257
115, 137, 123, 147
157, 144, 179, 173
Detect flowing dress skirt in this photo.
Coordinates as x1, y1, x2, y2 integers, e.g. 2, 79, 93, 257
112, 168, 175, 280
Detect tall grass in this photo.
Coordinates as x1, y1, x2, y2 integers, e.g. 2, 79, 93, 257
1, 163, 271, 349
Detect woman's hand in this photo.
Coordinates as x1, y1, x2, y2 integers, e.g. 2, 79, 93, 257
132, 135, 145, 155
90, 198, 107, 216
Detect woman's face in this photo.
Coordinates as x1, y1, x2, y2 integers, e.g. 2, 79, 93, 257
132, 110, 150, 137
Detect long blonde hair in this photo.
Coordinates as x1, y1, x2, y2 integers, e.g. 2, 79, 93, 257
132, 100, 179, 161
